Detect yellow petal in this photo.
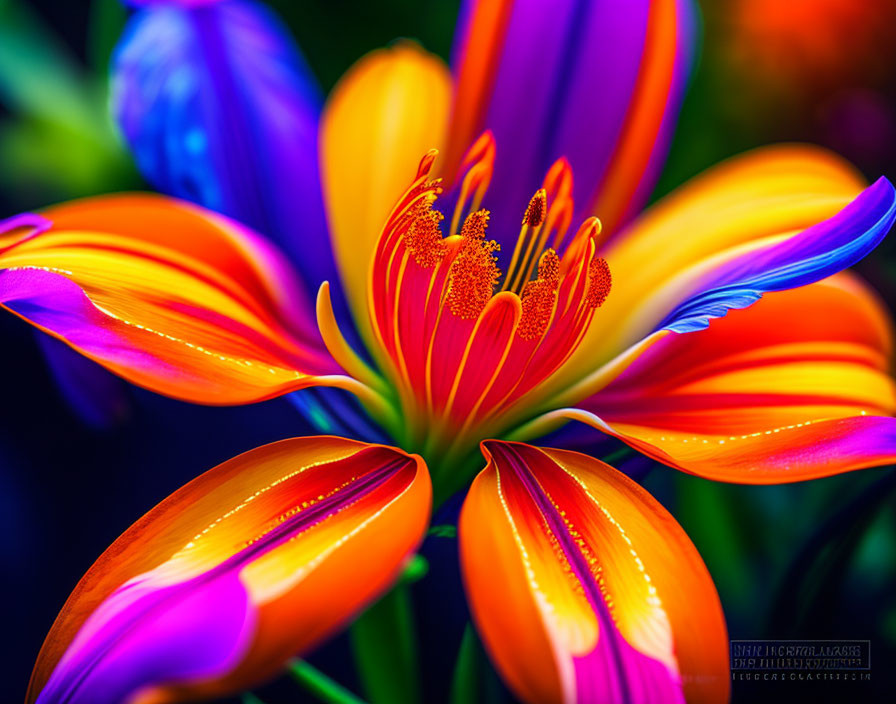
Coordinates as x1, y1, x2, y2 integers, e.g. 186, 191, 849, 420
540, 144, 868, 401
320, 43, 452, 345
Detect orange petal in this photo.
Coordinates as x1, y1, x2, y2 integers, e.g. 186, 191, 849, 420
460, 441, 728, 704
0, 194, 341, 404
28, 436, 431, 704
572, 274, 896, 482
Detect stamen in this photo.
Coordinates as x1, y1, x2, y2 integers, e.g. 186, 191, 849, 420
416, 149, 440, 179
563, 217, 603, 263
503, 189, 548, 293
460, 209, 490, 239
450, 131, 496, 236
522, 189, 547, 227
445, 210, 501, 319
585, 258, 612, 308
404, 203, 446, 267
518, 249, 560, 340
539, 158, 574, 253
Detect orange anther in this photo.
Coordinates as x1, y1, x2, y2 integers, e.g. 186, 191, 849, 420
522, 189, 547, 227
405, 204, 446, 267
518, 249, 561, 340
585, 258, 612, 308
445, 216, 501, 319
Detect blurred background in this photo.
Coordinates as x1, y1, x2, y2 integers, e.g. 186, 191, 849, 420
1, 1, 895, 702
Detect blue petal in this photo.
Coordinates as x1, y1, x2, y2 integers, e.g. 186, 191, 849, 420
111, 0, 335, 292
37, 335, 131, 429
661, 177, 896, 333
287, 387, 390, 444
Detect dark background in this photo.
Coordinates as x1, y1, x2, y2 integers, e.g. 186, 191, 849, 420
2, 1, 896, 702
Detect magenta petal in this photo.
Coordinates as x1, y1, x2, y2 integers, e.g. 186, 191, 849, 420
37, 571, 255, 704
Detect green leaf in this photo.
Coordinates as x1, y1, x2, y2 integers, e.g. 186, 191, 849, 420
350, 583, 421, 704
668, 474, 754, 612
427, 524, 457, 538
288, 659, 368, 704
449, 624, 480, 704
767, 469, 896, 634
87, 0, 128, 76
0, 0, 102, 133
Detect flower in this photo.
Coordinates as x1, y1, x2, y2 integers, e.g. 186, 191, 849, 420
4, 0, 896, 703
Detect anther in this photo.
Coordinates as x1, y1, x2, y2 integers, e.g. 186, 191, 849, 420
404, 204, 446, 267
518, 249, 561, 340
504, 189, 550, 292
585, 258, 612, 308
460, 209, 490, 240
522, 189, 547, 227
445, 214, 501, 319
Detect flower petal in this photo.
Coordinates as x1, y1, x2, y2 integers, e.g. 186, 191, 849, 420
321, 43, 452, 343
571, 274, 896, 482
658, 177, 896, 333
28, 436, 431, 704
542, 146, 896, 400
112, 0, 335, 290
444, 0, 697, 249
37, 335, 130, 429
0, 194, 341, 404
460, 441, 728, 704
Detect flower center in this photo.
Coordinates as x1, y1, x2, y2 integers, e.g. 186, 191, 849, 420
366, 135, 612, 462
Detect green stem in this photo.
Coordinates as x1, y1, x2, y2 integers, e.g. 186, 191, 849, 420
287, 659, 368, 704
449, 625, 480, 704
350, 583, 421, 704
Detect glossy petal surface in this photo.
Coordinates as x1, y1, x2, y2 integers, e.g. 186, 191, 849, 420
321, 43, 452, 343
445, 0, 697, 247
460, 441, 728, 704
573, 275, 896, 482
112, 0, 334, 289
543, 146, 896, 401
0, 194, 339, 404
29, 436, 431, 704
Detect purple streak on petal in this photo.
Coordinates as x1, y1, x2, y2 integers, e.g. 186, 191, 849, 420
761, 415, 896, 469
542, 0, 652, 223
0, 213, 51, 254
3, 214, 132, 429
34, 451, 409, 703
497, 443, 684, 703
37, 571, 255, 704
36, 334, 131, 430
111, 0, 338, 299
0, 269, 180, 376
451, 0, 654, 251
661, 176, 896, 333
621, 0, 699, 226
